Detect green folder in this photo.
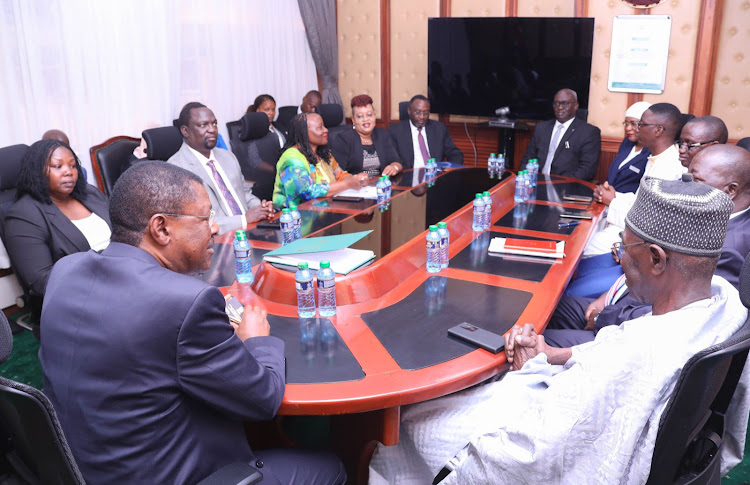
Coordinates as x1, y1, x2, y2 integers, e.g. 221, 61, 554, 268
264, 230, 373, 256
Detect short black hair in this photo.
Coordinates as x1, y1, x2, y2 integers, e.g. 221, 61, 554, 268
177, 102, 207, 131
247, 94, 276, 114
282, 113, 332, 166
647, 103, 683, 140
109, 161, 203, 246
16, 139, 88, 204
685, 116, 729, 144
409, 94, 429, 105
738, 137, 750, 152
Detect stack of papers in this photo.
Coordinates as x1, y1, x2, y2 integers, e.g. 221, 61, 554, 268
488, 237, 565, 259
263, 230, 375, 274
334, 186, 379, 199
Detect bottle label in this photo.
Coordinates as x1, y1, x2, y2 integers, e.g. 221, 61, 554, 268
440, 237, 448, 246
296, 281, 313, 291
281, 221, 293, 230
234, 249, 250, 259
317, 279, 335, 289
426, 240, 438, 250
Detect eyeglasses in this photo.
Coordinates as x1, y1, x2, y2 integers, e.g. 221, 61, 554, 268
611, 232, 647, 260
160, 210, 215, 225
622, 120, 639, 128
552, 101, 573, 108
637, 122, 662, 130
674, 139, 717, 151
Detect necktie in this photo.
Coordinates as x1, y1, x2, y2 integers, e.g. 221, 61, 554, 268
543, 124, 564, 175
418, 128, 430, 164
206, 159, 243, 215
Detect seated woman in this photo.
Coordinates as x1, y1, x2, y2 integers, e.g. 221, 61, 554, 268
330, 94, 402, 177
247, 94, 286, 148
272, 113, 366, 207
4, 139, 111, 322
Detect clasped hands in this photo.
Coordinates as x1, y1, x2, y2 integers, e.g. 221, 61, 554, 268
504, 323, 549, 371
593, 181, 616, 206
246, 200, 275, 223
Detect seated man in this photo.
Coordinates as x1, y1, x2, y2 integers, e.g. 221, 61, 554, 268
276, 90, 322, 134
545, 144, 750, 347
40, 162, 345, 484
520, 88, 601, 181
369, 177, 748, 484
168, 102, 274, 234
388, 94, 463, 170
676, 115, 728, 168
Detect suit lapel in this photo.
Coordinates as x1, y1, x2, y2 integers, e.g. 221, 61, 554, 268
181, 144, 222, 204
43, 203, 90, 252
554, 119, 578, 158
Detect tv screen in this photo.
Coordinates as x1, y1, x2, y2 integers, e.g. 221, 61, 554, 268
428, 17, 594, 120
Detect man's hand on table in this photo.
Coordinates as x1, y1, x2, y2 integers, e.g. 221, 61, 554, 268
232, 305, 270, 341
246, 200, 275, 223
504, 323, 573, 371
593, 182, 616, 206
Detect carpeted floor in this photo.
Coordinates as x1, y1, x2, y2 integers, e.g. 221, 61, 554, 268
2, 324, 750, 483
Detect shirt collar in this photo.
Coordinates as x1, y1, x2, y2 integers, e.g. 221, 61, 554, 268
186, 144, 215, 165
555, 118, 574, 132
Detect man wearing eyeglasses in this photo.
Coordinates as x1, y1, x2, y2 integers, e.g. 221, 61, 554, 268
676, 116, 728, 168
39, 162, 346, 485
520, 88, 601, 181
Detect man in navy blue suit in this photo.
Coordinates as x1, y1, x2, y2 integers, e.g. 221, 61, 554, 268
39, 162, 345, 484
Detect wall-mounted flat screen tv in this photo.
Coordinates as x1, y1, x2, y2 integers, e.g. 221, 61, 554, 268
428, 17, 594, 120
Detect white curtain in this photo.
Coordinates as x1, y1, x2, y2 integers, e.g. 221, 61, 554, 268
0, 0, 318, 182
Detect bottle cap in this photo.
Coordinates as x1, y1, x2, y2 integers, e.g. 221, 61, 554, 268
490, 153, 495, 157
298, 262, 308, 269
475, 193, 483, 198
483, 191, 490, 196
289, 203, 297, 210
320, 261, 331, 269
235, 230, 247, 240
282, 208, 290, 213
437, 221, 447, 228
428, 225, 438, 231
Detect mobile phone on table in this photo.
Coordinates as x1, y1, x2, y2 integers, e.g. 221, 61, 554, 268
448, 322, 505, 354
560, 212, 593, 220
563, 194, 593, 204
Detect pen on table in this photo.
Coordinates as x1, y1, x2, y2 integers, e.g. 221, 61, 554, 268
558, 221, 579, 228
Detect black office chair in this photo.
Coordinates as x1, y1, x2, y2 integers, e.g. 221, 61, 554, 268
232, 112, 281, 202
677, 113, 696, 140
275, 105, 297, 135
575, 108, 588, 122
398, 101, 410, 122
0, 144, 27, 226
0, 311, 262, 484
318, 103, 349, 139
645, 254, 750, 484
142, 126, 183, 161
737, 137, 750, 152
89, 136, 140, 195
227, 120, 242, 146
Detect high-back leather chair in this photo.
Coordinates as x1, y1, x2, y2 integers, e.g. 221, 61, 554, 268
0, 310, 262, 484
89, 136, 140, 195
232, 113, 280, 202
0, 144, 28, 228
317, 103, 349, 139
399, 101, 410, 121
142, 126, 183, 161
226, 120, 242, 147
275, 105, 298, 135
645, 254, 750, 484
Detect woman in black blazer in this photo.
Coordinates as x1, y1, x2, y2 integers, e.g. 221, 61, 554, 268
330, 94, 403, 176
4, 139, 111, 321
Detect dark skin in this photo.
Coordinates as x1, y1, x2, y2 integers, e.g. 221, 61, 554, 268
138, 181, 270, 342
301, 92, 322, 113
689, 145, 750, 212
505, 227, 713, 370
408, 99, 430, 129
636, 108, 674, 156
303, 113, 364, 194
677, 122, 721, 168
552, 89, 578, 124
47, 146, 91, 221
181, 107, 274, 223
593, 115, 644, 206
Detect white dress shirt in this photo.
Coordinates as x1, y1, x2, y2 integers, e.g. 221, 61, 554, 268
410, 121, 430, 170
186, 145, 247, 228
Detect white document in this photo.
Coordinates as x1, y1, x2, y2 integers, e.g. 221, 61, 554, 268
334, 186, 379, 199
488, 237, 565, 259
264, 248, 375, 274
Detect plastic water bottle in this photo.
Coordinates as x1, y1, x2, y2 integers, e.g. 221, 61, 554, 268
233, 230, 253, 284
426, 225, 442, 273
482, 191, 492, 230
383, 175, 392, 210
289, 203, 302, 240
488, 153, 497, 177
376, 176, 387, 211
317, 261, 337, 317
472, 193, 486, 231
295, 262, 316, 317
514, 172, 526, 203
497, 153, 506, 175
426, 158, 437, 182
527, 159, 538, 187
437, 221, 450, 269
280, 209, 295, 245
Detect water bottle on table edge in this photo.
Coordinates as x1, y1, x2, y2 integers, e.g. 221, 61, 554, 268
488, 153, 497, 177
383, 175, 392, 210
295, 262, 316, 317
317, 261, 337, 317
289, 203, 302, 240
233, 230, 253, 284
514, 172, 526, 203
482, 191, 492, 230
497, 153, 506, 176
280, 208, 295, 245
437, 221, 450, 269
426, 225, 442, 273
376, 176, 387, 211
472, 193, 486, 231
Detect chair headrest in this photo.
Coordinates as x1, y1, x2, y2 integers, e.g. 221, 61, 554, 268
740, 253, 750, 309
0, 144, 29, 191
318, 104, 344, 128
240, 113, 270, 141
399, 101, 410, 122
0, 309, 11, 364
142, 127, 183, 161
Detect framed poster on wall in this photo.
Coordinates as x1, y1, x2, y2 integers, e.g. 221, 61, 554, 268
608, 15, 672, 94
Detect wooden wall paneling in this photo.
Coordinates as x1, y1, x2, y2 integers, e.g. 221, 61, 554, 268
574, 0, 588, 17
380, 0, 391, 126
440, 0, 450, 17
689, 0, 725, 116
505, 0, 517, 17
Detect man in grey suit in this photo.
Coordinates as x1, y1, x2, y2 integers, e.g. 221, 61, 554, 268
169, 102, 274, 234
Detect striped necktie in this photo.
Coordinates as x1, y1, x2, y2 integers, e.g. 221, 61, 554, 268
206, 159, 242, 216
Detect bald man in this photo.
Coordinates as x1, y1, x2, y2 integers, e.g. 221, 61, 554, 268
677, 115, 729, 168
41, 129, 70, 145
521, 88, 601, 181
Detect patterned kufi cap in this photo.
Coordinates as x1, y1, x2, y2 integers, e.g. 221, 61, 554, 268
625, 176, 733, 257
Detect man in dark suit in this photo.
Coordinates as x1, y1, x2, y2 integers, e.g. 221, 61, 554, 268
388, 94, 463, 169
276, 90, 322, 135
544, 144, 750, 347
521, 89, 601, 181
39, 161, 346, 484
168, 102, 274, 234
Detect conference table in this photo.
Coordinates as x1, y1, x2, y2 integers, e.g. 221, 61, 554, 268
199, 167, 603, 479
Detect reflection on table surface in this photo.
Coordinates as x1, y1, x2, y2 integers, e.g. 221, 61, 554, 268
209, 168, 601, 414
